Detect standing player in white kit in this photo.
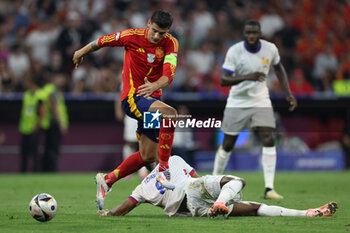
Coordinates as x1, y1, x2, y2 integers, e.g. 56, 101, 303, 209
213, 20, 297, 200
97, 156, 337, 218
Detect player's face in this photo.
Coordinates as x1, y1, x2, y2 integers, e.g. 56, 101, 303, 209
147, 20, 169, 44
243, 25, 261, 47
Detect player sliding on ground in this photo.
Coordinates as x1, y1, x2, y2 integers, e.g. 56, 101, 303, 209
73, 10, 179, 210
97, 156, 338, 218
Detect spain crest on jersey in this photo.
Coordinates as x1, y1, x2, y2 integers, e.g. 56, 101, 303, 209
147, 53, 156, 63
155, 47, 164, 61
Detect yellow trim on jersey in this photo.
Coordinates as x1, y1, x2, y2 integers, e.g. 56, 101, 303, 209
146, 67, 153, 76
121, 29, 146, 38
166, 34, 179, 52
100, 34, 117, 45
127, 69, 143, 119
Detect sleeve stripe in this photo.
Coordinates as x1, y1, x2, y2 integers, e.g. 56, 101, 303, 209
128, 196, 138, 204
273, 61, 280, 67
222, 68, 234, 74
189, 169, 196, 176
166, 34, 179, 52
121, 29, 145, 38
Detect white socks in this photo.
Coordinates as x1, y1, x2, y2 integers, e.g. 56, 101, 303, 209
257, 204, 307, 217
123, 144, 135, 160
213, 146, 232, 175
216, 179, 243, 206
138, 166, 148, 177
262, 146, 277, 189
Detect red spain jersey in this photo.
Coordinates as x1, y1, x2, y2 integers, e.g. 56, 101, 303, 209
97, 28, 179, 100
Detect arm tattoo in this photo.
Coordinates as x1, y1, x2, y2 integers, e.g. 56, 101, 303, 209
91, 40, 100, 51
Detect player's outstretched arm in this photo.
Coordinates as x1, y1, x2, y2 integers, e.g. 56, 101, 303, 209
274, 63, 297, 111
98, 198, 137, 217
72, 40, 100, 69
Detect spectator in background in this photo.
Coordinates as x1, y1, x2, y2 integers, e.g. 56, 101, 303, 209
125, 0, 147, 29
312, 44, 338, 91
93, 66, 118, 93
47, 50, 64, 75
200, 74, 221, 98
177, 69, 200, 92
189, 0, 215, 46
334, 53, 350, 96
289, 69, 314, 96
7, 43, 30, 91
322, 69, 336, 96
25, 17, 59, 66
259, 8, 284, 39
187, 41, 215, 76
55, 10, 84, 73
19, 76, 45, 172
336, 53, 350, 81
274, 12, 300, 74
0, 60, 15, 93
71, 57, 99, 93
0, 38, 9, 62
295, 29, 318, 78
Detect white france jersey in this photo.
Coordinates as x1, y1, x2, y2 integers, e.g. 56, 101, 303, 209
129, 156, 195, 216
222, 39, 280, 108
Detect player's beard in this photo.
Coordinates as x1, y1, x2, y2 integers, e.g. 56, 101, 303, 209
245, 39, 259, 51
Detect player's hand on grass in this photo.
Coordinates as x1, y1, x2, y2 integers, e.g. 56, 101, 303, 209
138, 77, 158, 97
97, 209, 111, 216
286, 95, 297, 111
247, 72, 266, 82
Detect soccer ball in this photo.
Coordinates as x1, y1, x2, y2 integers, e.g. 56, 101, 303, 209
29, 193, 57, 222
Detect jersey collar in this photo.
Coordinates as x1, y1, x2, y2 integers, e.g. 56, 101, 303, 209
244, 40, 261, 54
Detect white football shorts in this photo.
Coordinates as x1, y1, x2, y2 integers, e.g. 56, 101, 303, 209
221, 107, 276, 136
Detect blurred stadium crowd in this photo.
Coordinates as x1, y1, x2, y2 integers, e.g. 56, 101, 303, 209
0, 0, 349, 97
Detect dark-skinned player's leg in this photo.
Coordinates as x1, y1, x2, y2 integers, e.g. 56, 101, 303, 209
230, 201, 338, 217
256, 126, 283, 200
208, 176, 246, 217
213, 134, 238, 175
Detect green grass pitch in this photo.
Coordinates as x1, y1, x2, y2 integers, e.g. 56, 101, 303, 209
0, 170, 349, 233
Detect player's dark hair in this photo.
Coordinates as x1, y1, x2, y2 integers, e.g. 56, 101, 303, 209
244, 19, 261, 30
150, 10, 173, 29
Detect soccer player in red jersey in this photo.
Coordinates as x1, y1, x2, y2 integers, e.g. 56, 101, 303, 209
73, 10, 178, 210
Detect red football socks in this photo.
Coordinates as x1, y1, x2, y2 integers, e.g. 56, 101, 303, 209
105, 151, 145, 186
158, 119, 175, 171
